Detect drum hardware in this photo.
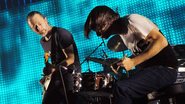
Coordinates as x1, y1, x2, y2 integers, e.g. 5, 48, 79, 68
80, 41, 104, 66
79, 36, 129, 91
86, 57, 122, 72
86, 58, 93, 73
80, 40, 105, 73
87, 57, 126, 79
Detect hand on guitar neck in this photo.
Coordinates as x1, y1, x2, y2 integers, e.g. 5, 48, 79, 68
110, 55, 130, 79
43, 52, 56, 76
110, 61, 125, 80
40, 60, 55, 86
40, 52, 56, 95
44, 52, 50, 62
43, 62, 56, 75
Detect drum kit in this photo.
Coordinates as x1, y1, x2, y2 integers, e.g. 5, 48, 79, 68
77, 35, 128, 92
39, 35, 128, 104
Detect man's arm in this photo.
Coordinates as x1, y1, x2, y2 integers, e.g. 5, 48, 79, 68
118, 28, 168, 71
59, 44, 75, 67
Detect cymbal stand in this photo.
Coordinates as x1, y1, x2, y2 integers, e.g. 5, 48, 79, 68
86, 59, 93, 72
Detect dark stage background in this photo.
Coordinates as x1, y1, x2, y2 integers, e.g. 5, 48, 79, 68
0, 0, 185, 103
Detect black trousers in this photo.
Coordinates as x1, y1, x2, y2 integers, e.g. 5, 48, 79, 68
113, 65, 177, 104
42, 68, 76, 104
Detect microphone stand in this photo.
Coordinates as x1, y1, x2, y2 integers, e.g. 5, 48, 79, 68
80, 41, 104, 66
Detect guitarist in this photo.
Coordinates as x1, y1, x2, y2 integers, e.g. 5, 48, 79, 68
84, 6, 178, 104
27, 11, 81, 104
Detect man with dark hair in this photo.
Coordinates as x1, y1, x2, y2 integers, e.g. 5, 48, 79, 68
27, 11, 81, 104
84, 6, 178, 104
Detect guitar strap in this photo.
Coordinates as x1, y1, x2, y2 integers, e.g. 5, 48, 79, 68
51, 27, 58, 66
50, 27, 69, 104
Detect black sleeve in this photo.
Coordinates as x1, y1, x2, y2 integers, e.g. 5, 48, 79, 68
57, 28, 74, 49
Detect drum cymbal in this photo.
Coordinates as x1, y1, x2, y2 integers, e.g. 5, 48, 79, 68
107, 35, 127, 52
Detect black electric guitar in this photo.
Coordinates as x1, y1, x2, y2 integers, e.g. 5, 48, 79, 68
39, 52, 81, 97
39, 52, 58, 97
87, 57, 129, 80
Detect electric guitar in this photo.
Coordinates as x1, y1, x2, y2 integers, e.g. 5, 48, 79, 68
39, 52, 81, 97
87, 57, 129, 79
39, 52, 56, 97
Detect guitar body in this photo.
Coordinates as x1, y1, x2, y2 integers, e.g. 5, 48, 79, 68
40, 74, 52, 98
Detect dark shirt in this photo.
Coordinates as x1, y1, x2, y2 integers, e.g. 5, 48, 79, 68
40, 27, 81, 72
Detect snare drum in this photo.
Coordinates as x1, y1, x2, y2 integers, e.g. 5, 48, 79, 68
81, 72, 114, 91
72, 72, 82, 92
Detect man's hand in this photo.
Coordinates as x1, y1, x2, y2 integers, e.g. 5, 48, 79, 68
117, 56, 135, 71
43, 62, 55, 75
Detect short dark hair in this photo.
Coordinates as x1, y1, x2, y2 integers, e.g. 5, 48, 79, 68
84, 6, 120, 38
27, 11, 45, 21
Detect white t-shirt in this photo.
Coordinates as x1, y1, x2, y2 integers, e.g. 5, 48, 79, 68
120, 14, 159, 55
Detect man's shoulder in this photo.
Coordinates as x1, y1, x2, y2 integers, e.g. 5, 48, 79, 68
129, 13, 141, 16
120, 14, 144, 23
53, 27, 73, 42
127, 14, 153, 27
127, 14, 145, 20
55, 27, 71, 34
53, 27, 72, 39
